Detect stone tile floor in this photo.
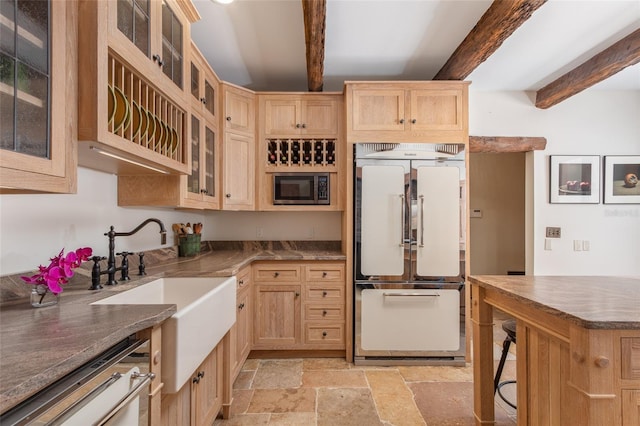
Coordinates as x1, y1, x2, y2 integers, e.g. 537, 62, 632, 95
214, 313, 517, 426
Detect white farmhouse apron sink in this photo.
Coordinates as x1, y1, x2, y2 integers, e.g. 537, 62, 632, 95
92, 277, 236, 393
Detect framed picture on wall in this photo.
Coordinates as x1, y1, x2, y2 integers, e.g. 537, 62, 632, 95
603, 156, 640, 204
549, 155, 600, 204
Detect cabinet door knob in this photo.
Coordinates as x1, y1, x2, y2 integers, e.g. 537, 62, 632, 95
399, 118, 405, 124
200, 97, 207, 105
296, 123, 301, 128
301, 123, 306, 129
198, 371, 205, 379
238, 303, 245, 310
226, 116, 231, 121
295, 291, 300, 297
239, 279, 244, 285
226, 193, 231, 198
411, 119, 416, 124
152, 54, 164, 66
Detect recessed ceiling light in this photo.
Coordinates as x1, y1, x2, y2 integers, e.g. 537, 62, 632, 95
212, 0, 234, 4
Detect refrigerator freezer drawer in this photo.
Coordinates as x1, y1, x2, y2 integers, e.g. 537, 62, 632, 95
361, 289, 460, 351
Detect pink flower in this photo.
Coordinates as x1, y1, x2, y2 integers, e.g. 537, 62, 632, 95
21, 247, 93, 295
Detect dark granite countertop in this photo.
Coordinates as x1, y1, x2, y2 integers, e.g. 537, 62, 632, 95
0, 241, 345, 413
469, 275, 640, 329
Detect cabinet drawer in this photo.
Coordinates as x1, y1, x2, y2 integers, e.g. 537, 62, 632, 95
305, 284, 344, 302
305, 305, 344, 321
254, 265, 301, 282
304, 323, 345, 345
305, 264, 345, 282
622, 337, 640, 380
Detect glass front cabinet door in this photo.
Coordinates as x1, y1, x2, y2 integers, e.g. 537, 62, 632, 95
0, 0, 76, 193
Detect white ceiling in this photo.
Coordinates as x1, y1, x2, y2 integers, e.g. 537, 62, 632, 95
190, 0, 640, 95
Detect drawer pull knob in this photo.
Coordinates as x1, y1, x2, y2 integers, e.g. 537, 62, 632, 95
322, 331, 327, 337
322, 310, 327, 316
274, 272, 279, 278
322, 291, 328, 297
322, 272, 327, 278
594, 356, 609, 368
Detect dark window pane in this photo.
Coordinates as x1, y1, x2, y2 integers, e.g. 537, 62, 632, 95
0, 54, 16, 150
134, 0, 148, 15
15, 62, 48, 157
133, 2, 149, 56
16, 0, 48, 74
188, 115, 200, 194
172, 14, 182, 53
117, 0, 134, 42
204, 126, 214, 195
191, 62, 199, 99
162, 38, 171, 80
204, 80, 214, 116
162, 2, 171, 42
172, 50, 181, 86
0, 0, 15, 56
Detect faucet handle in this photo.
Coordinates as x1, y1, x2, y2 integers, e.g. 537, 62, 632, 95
117, 252, 131, 281
138, 252, 147, 276
89, 256, 106, 290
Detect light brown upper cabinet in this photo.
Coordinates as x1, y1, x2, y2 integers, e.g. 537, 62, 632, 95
77, 0, 199, 176
0, 0, 77, 194
223, 84, 255, 135
261, 95, 340, 137
221, 83, 255, 210
345, 81, 469, 143
190, 42, 218, 122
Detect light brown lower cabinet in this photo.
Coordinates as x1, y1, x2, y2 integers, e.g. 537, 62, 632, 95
253, 261, 345, 351
161, 339, 224, 426
229, 266, 253, 381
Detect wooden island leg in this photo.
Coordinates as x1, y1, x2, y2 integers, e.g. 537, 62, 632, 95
472, 284, 496, 425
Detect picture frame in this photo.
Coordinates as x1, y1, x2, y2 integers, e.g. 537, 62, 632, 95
549, 155, 600, 204
603, 155, 640, 204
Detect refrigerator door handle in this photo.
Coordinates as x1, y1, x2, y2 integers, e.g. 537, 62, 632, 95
399, 193, 405, 247
419, 194, 425, 247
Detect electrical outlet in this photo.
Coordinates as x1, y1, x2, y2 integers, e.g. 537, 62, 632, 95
573, 240, 582, 251
546, 227, 561, 238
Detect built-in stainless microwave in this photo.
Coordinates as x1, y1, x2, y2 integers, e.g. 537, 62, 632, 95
273, 172, 330, 205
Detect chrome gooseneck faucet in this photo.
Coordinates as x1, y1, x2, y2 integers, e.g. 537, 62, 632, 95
90, 218, 167, 289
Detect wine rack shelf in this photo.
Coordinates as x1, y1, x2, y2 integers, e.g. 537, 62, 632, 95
264, 138, 337, 170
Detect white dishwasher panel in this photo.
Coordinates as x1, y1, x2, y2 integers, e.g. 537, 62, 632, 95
361, 289, 460, 351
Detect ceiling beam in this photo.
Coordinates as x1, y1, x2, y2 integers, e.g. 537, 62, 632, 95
434, 0, 547, 81
535, 29, 640, 109
469, 136, 547, 153
302, 0, 326, 92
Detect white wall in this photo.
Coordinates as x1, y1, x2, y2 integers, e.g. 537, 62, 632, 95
469, 90, 640, 275
0, 168, 206, 275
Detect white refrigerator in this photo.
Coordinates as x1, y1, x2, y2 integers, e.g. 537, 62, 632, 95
353, 143, 466, 364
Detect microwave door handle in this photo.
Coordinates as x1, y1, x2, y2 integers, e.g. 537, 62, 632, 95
399, 193, 405, 247
419, 194, 425, 247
